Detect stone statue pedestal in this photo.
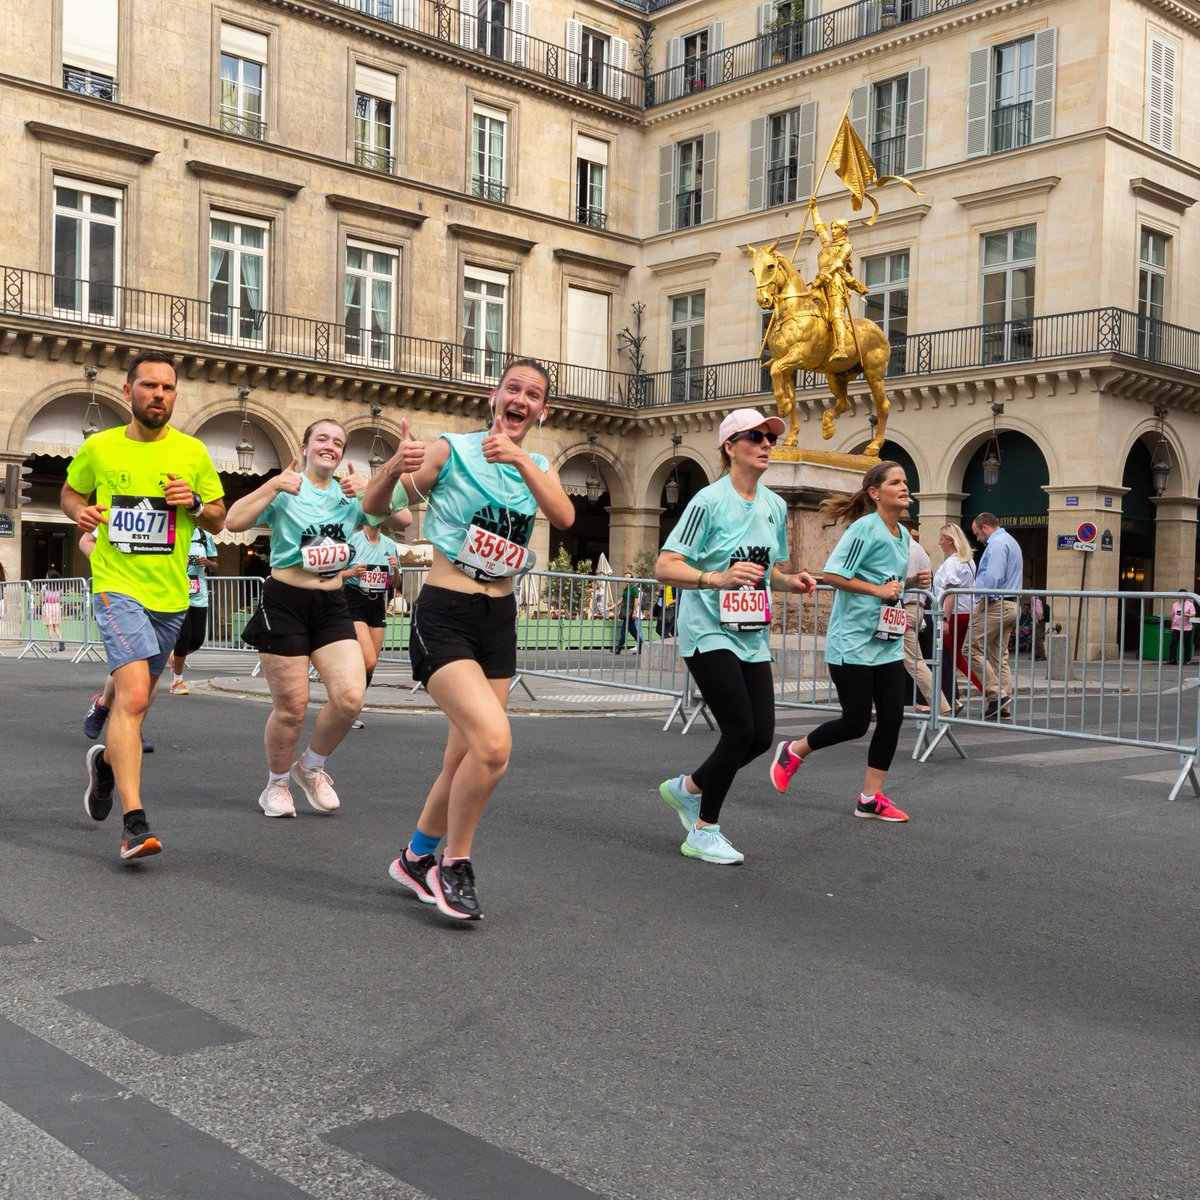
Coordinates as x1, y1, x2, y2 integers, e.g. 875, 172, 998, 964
765, 447, 872, 572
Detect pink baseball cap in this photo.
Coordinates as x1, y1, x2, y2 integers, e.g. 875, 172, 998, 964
717, 407, 786, 447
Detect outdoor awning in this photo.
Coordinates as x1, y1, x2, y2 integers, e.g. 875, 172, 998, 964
25, 395, 121, 458
558, 456, 608, 498
215, 526, 269, 546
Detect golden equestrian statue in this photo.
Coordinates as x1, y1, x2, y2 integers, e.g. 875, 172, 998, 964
747, 111, 921, 456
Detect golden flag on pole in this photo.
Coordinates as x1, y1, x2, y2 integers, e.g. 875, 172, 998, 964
827, 115, 922, 225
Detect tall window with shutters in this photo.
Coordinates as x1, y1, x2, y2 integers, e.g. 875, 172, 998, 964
665, 23, 723, 101
1145, 32, 1177, 153
658, 133, 718, 232
748, 103, 814, 214
565, 22, 630, 100
61, 0, 118, 100
965, 28, 1056, 158
849, 71, 927, 182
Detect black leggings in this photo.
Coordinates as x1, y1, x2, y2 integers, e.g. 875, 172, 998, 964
685, 650, 776, 823
806, 659, 906, 772
172, 605, 208, 659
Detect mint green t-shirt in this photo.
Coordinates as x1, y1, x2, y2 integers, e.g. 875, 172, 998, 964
259, 477, 366, 573
661, 476, 790, 663
344, 528, 399, 594
822, 511, 910, 666
186, 527, 218, 608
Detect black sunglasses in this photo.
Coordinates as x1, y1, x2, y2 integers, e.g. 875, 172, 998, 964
730, 429, 779, 446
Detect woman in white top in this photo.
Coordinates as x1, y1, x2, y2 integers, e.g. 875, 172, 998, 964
933, 524, 984, 707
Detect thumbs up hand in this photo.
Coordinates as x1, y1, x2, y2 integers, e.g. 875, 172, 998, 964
399, 418, 425, 475
275, 457, 303, 496
339, 462, 368, 498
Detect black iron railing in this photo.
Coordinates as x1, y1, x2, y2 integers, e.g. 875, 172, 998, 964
675, 189, 701, 230
62, 67, 117, 101
4, 267, 1198, 410
219, 107, 267, 139
355, 144, 395, 173
871, 133, 906, 177
471, 177, 509, 204
767, 164, 800, 208
991, 101, 1032, 153
575, 206, 608, 229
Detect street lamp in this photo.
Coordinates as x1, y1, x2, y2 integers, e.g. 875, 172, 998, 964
982, 402, 1004, 489
1151, 404, 1170, 495
584, 433, 604, 504
368, 404, 385, 476
664, 434, 683, 508
234, 386, 256, 474
82, 366, 102, 438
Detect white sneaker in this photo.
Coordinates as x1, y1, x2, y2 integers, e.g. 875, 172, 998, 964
680, 823, 744, 865
290, 759, 340, 812
258, 779, 296, 818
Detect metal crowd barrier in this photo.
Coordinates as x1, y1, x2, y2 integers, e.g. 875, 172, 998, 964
203, 575, 266, 652
917, 587, 1200, 801
13, 576, 92, 659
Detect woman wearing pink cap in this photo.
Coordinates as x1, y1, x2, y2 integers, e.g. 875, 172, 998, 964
653, 408, 816, 865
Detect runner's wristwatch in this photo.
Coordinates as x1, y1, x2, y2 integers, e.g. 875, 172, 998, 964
188, 492, 204, 516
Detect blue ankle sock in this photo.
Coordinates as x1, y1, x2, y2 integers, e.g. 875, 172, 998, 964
410, 829, 441, 857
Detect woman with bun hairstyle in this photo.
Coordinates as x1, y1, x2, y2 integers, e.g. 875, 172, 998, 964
769, 460, 919, 823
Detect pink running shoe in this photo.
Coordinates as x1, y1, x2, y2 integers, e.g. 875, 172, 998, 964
289, 760, 340, 812
769, 740, 803, 793
854, 793, 909, 822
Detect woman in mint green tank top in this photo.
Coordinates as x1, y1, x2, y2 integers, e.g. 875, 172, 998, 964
362, 360, 575, 921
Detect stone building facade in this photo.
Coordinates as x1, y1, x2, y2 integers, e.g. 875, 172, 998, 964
1, 0, 1197, 627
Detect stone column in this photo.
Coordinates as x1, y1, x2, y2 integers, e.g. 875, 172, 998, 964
912, 490, 967, 546
1043, 484, 1128, 659
606, 505, 664, 577
1151, 495, 1200, 593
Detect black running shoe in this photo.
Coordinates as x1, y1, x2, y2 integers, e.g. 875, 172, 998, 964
120, 816, 162, 862
84, 745, 115, 822
426, 858, 483, 921
141, 735, 155, 754
388, 851, 436, 904
83, 694, 110, 740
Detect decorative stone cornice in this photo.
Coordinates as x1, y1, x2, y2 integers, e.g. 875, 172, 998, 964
1130, 177, 1196, 213
446, 223, 536, 254
953, 177, 1061, 210
186, 160, 303, 196
646, 251, 722, 275
25, 121, 157, 163
325, 194, 426, 225
553, 248, 634, 274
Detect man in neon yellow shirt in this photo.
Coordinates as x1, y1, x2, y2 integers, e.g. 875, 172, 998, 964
61, 351, 225, 862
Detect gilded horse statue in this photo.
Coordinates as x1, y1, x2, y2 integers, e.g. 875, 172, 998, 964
747, 239, 892, 456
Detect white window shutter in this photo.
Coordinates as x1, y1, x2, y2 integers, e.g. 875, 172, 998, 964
849, 84, 870, 144
756, 4, 774, 69
965, 46, 991, 157
1031, 27, 1056, 143
607, 36, 629, 101
905, 66, 928, 173
458, 0, 476, 51
711, 21, 724, 51
700, 131, 718, 224
748, 115, 767, 212
565, 19, 582, 83
1146, 33, 1176, 152
510, 1, 530, 68
658, 145, 675, 233
667, 37, 683, 101
796, 100, 817, 201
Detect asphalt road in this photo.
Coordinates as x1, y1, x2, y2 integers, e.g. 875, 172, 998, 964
1, 656, 1198, 1200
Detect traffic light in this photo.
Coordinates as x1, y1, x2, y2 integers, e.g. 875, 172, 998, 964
2, 463, 32, 510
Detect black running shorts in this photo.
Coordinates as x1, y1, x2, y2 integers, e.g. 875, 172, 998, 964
409, 584, 517, 685
345, 585, 388, 629
242, 577, 356, 657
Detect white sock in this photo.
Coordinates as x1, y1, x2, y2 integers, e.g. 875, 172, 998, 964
300, 747, 327, 772
172, 673, 183, 684
860, 792, 875, 804
268, 770, 290, 785
680, 774, 699, 795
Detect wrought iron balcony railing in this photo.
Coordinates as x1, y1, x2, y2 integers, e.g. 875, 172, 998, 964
766, 164, 800, 209
871, 133, 906, 177
4, 267, 1198, 412
575, 206, 608, 229
471, 176, 510, 204
675, 189, 702, 230
219, 107, 267, 140
991, 101, 1033, 153
354, 143, 395, 173
62, 67, 117, 101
